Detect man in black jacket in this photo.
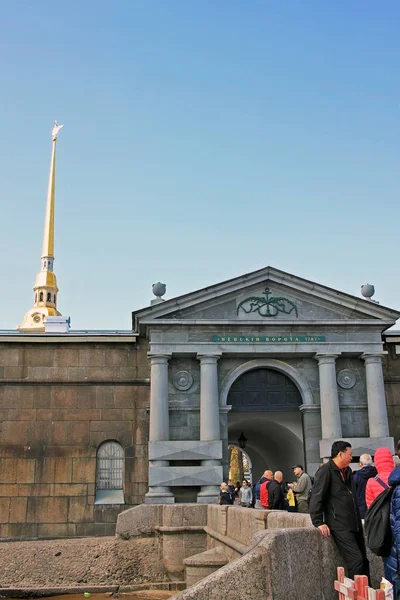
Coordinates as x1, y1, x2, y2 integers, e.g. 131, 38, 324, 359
309, 440, 370, 581
268, 472, 285, 509
352, 454, 377, 519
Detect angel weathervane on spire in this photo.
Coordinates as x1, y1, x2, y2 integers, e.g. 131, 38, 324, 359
52, 120, 64, 140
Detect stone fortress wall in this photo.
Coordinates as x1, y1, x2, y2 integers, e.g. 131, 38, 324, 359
0, 333, 399, 539
0, 339, 150, 538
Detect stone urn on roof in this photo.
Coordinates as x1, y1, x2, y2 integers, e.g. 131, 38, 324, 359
151, 282, 166, 305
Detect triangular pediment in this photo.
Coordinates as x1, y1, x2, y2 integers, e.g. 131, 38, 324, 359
133, 267, 400, 332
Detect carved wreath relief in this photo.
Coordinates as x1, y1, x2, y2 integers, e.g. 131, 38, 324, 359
237, 287, 298, 318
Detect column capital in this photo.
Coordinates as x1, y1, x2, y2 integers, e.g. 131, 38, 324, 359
197, 353, 221, 364
299, 404, 321, 413
148, 353, 171, 364
361, 353, 386, 364
315, 353, 340, 365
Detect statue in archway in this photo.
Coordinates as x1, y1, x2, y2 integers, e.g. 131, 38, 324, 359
229, 445, 244, 484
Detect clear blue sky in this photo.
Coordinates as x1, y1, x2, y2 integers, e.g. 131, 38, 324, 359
1, 1, 399, 330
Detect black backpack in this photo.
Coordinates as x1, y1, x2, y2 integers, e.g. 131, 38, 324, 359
364, 476, 393, 557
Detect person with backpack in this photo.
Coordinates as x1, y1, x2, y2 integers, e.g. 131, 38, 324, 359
365, 447, 394, 582
387, 441, 400, 595
366, 448, 394, 511
309, 440, 370, 581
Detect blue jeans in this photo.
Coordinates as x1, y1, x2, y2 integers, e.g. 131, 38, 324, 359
383, 557, 392, 583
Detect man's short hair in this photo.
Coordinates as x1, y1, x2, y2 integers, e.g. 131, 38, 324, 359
359, 453, 372, 466
331, 440, 352, 458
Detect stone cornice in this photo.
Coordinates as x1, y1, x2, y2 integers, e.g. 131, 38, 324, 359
0, 334, 137, 343
0, 379, 150, 386
300, 404, 368, 412
139, 319, 394, 327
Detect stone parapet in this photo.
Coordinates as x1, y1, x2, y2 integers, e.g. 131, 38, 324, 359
172, 526, 383, 600
116, 503, 208, 538
116, 504, 208, 580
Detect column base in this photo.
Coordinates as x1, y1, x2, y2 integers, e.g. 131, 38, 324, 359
197, 495, 219, 504
197, 486, 219, 504
145, 487, 175, 504
319, 436, 394, 460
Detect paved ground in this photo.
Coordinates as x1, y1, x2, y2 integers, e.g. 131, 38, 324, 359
7, 594, 174, 600
0, 537, 167, 589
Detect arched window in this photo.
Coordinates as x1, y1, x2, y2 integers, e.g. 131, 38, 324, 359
39, 292, 43, 302
54, 294, 56, 303
95, 441, 125, 504
47, 292, 51, 302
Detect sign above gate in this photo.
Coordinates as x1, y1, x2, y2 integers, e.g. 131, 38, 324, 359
212, 335, 326, 343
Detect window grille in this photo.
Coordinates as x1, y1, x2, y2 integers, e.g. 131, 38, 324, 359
96, 441, 124, 490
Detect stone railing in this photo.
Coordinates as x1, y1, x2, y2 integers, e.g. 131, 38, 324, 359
205, 504, 311, 560
116, 504, 384, 599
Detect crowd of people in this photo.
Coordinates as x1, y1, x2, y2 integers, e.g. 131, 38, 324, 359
219, 439, 400, 595
309, 440, 400, 593
218, 463, 313, 512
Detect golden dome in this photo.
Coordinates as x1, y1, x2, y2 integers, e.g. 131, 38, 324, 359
34, 270, 58, 289
18, 306, 61, 332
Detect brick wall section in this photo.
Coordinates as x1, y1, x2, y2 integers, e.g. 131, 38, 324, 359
0, 340, 150, 539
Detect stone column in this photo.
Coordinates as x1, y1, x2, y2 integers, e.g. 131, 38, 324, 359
362, 353, 389, 438
197, 353, 221, 503
145, 353, 174, 503
315, 354, 342, 440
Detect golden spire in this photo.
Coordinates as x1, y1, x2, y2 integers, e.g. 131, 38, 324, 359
18, 121, 64, 332
41, 136, 56, 259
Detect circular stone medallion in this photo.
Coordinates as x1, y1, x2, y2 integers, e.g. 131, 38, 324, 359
337, 369, 356, 389
173, 370, 194, 391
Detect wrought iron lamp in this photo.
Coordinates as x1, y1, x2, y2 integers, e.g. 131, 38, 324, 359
238, 432, 247, 449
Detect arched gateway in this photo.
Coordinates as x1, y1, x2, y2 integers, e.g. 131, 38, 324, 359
133, 266, 398, 504
226, 365, 304, 481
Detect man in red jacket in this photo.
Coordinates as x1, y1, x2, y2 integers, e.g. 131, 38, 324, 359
260, 470, 274, 509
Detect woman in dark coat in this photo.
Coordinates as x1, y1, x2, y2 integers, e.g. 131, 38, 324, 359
218, 482, 234, 505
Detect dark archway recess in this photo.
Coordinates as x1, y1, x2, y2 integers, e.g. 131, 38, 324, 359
228, 368, 302, 412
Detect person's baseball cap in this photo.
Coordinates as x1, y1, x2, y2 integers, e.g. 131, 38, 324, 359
292, 464, 303, 470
